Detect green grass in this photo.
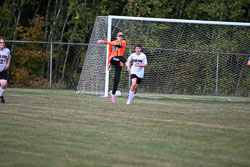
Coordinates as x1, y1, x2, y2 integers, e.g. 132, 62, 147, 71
1, 88, 250, 167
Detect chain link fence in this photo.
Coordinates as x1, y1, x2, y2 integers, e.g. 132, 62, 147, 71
6, 40, 88, 89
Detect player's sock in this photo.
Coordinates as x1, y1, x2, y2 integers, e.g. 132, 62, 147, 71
129, 90, 134, 101
0, 96, 5, 104
0, 88, 5, 97
0, 88, 5, 104
132, 93, 136, 102
126, 91, 134, 105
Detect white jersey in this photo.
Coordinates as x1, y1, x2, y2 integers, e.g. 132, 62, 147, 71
126, 52, 147, 78
0, 48, 11, 72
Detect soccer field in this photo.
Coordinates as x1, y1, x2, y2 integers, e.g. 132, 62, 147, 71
0, 88, 250, 167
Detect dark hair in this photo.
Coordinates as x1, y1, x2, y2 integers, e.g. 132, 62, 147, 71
0, 36, 6, 43
135, 44, 142, 48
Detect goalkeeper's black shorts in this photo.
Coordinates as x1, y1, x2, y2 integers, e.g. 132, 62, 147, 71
110, 56, 126, 66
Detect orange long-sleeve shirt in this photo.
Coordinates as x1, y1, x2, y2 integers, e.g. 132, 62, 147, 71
101, 40, 126, 67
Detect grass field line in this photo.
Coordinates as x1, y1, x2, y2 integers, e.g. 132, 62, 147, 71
2, 96, 246, 131
4, 148, 48, 157
137, 93, 250, 102
93, 112, 245, 131
1, 105, 244, 132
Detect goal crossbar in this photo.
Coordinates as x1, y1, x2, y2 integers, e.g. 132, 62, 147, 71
108, 15, 250, 27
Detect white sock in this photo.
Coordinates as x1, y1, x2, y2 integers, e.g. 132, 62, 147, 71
128, 90, 134, 101
0, 88, 5, 97
132, 93, 136, 101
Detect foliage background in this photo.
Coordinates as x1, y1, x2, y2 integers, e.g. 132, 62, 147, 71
0, 0, 249, 88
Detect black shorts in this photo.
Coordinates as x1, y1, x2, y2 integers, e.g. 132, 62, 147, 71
131, 74, 142, 84
110, 56, 127, 66
0, 70, 7, 80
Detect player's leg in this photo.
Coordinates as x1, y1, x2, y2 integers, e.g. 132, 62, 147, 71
109, 57, 120, 103
131, 84, 138, 102
110, 57, 120, 66
110, 64, 122, 103
0, 70, 7, 104
134, 84, 138, 94
0, 80, 7, 104
112, 65, 122, 95
119, 56, 127, 67
126, 76, 137, 105
131, 77, 142, 103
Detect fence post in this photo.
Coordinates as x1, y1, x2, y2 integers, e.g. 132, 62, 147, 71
215, 54, 219, 96
50, 42, 53, 88
128, 48, 131, 89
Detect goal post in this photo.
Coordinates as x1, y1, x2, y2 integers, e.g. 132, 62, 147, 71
77, 15, 250, 97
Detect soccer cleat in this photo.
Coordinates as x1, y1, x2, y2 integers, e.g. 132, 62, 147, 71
0, 96, 5, 104
126, 100, 131, 105
110, 93, 115, 104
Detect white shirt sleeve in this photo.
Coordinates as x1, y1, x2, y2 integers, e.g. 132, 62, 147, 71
143, 54, 147, 65
126, 55, 132, 67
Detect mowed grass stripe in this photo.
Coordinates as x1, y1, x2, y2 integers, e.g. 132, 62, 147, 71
0, 88, 250, 167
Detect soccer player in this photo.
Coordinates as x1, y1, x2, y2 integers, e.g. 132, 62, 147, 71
247, 57, 250, 67
97, 32, 126, 103
0, 37, 11, 104
126, 44, 147, 105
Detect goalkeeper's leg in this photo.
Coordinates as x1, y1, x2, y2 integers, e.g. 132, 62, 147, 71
112, 65, 122, 95
119, 56, 127, 67
110, 65, 122, 103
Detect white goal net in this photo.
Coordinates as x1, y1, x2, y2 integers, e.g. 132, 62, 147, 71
77, 16, 250, 97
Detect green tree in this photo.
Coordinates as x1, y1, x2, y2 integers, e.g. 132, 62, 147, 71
10, 15, 49, 87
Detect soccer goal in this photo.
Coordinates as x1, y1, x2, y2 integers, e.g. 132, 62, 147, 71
77, 15, 250, 97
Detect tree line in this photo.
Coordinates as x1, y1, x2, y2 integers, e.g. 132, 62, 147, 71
0, 0, 249, 88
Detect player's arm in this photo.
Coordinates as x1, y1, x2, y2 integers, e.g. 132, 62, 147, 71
248, 59, 250, 67
97, 40, 120, 46
126, 55, 132, 72
135, 63, 147, 67
5, 53, 11, 70
97, 40, 105, 44
97, 40, 112, 45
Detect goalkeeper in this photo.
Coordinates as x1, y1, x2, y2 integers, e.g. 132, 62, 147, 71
97, 32, 126, 103
126, 44, 147, 105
